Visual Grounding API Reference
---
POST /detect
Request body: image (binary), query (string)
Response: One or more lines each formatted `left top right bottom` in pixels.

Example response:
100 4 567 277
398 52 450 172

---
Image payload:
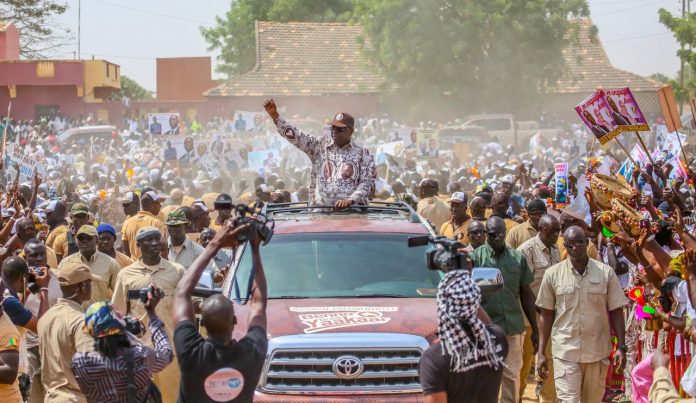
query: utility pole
78 0 81 59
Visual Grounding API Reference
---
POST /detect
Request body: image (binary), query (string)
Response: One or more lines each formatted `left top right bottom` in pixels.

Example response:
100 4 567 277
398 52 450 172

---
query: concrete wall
156 57 216 101
0 24 20 61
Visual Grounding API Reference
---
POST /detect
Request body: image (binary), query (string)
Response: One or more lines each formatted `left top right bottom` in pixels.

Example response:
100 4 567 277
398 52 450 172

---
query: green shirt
471 244 533 336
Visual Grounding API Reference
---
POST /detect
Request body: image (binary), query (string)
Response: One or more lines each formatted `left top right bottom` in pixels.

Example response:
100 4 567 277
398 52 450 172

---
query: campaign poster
5 144 45 183
162 135 197 163
617 145 648 182
232 111 264 132
662 132 687 160
147 112 180 135
604 87 650 132
574 90 621 145
554 163 569 205
666 154 688 183
247 149 281 171
416 129 439 157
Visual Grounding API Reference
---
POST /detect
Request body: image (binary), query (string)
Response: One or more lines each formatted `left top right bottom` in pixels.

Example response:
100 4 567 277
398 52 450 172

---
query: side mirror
472 267 504 296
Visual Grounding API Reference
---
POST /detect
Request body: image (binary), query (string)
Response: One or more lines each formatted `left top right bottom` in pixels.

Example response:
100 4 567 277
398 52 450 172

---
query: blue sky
51 0 684 92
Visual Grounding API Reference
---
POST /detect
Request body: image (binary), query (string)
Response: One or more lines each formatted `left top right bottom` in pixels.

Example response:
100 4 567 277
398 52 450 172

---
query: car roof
265 202 432 235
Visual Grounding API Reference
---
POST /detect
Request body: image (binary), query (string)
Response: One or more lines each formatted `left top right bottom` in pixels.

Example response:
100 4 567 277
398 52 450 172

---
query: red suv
222 202 442 402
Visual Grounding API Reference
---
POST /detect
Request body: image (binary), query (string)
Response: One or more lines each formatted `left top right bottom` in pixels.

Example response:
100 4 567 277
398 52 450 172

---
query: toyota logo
332 355 364 379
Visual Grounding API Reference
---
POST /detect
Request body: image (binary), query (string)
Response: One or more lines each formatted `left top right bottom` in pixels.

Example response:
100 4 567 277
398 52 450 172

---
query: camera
124 317 144 337
26 266 45 294
232 203 274 245
407 235 471 272
126 286 163 303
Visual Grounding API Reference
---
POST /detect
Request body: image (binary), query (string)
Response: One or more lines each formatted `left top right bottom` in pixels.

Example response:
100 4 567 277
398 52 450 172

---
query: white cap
118 191 136 204
449 192 466 204
38 199 58 213
143 190 165 203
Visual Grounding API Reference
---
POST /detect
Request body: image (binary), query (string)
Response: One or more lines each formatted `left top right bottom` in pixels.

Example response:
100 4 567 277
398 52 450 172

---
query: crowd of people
0 96 693 403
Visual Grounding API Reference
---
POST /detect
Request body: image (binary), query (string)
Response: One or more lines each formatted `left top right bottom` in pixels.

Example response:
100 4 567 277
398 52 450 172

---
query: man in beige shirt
517 214 561 403
38 262 97 403
52 203 93 262
121 191 167 259
506 198 547 249
96 223 134 269
417 179 450 232
536 226 627 403
59 225 121 309
112 226 184 403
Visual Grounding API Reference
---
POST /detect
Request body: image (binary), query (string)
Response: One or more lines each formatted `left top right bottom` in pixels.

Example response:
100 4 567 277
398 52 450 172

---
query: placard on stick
574 90 621 145
658 85 682 134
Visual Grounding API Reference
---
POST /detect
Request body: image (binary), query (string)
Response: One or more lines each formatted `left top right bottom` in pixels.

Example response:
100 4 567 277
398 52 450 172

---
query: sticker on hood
290 306 397 334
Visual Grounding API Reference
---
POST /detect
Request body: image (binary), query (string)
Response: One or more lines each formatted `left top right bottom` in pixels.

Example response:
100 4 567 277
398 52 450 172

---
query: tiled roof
206 19 660 97
205 21 382 97
554 19 661 94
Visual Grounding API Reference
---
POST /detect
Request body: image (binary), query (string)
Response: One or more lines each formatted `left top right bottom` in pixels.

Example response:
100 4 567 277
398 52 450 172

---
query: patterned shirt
71 315 173 403
274 117 375 205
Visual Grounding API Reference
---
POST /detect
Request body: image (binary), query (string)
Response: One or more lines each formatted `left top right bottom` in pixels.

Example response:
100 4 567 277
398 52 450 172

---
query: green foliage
650 73 671 84
118 75 153 101
0 0 69 58
659 8 696 105
354 0 590 118
201 0 354 76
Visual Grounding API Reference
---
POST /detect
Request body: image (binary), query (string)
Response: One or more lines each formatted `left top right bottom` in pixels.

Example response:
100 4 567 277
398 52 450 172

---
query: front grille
260 333 429 394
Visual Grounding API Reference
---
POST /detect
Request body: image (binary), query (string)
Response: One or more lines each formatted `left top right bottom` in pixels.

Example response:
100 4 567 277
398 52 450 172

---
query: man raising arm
173 221 268 403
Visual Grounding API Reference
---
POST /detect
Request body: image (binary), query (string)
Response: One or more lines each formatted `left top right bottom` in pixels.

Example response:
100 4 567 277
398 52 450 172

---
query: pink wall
0 24 20 61
0 61 84 86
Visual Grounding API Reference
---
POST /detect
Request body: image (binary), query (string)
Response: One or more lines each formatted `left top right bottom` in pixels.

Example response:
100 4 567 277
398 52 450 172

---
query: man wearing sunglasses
536 226 627 402
264 99 375 209
470 216 538 403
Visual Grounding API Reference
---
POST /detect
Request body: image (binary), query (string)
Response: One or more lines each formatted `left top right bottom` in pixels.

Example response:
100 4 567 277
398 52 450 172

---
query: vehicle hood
232 298 438 342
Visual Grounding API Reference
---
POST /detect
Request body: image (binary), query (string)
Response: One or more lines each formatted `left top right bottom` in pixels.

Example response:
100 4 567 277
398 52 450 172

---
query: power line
603 31 671 43
593 0 670 17
88 0 214 26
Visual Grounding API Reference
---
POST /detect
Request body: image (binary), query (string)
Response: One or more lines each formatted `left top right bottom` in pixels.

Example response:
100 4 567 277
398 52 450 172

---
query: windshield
231 233 441 299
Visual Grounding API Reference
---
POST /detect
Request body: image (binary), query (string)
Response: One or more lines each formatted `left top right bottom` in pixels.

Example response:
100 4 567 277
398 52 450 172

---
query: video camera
127 285 164 303
232 203 274 245
407 235 471 272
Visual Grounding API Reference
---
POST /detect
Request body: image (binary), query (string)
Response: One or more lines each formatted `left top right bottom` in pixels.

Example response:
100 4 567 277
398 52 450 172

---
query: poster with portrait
247 149 281 171
232 111 264 132
574 90 621 145
161 135 196 163
604 87 650 132
415 129 440 158
148 112 180 135
617 145 648 182
554 162 569 205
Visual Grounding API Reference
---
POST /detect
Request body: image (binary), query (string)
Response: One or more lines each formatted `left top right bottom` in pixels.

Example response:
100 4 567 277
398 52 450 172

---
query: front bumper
253 391 424 402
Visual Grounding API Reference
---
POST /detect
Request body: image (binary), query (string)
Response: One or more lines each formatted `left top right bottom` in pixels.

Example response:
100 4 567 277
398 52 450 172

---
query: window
231 233 441 300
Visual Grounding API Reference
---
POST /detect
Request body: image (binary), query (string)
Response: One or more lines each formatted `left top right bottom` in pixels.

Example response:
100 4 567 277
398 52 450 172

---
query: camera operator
111 226 184 403
172 220 267 403
71 287 173 402
419 265 508 403
0 255 51 400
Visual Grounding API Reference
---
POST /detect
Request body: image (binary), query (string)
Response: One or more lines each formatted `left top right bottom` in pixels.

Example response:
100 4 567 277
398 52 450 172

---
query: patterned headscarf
437 270 504 372
83 301 126 339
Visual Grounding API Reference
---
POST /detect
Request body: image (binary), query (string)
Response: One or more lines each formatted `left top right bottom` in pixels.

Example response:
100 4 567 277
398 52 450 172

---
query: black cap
214 193 233 209
330 113 354 129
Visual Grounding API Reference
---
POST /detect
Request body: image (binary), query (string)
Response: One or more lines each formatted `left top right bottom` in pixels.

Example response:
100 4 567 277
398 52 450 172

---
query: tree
354 0 590 118
659 8 696 107
201 0 354 76
0 0 69 59
115 75 153 102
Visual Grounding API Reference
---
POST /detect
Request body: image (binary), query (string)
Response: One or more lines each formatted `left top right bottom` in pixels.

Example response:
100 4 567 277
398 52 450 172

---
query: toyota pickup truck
221 202 441 402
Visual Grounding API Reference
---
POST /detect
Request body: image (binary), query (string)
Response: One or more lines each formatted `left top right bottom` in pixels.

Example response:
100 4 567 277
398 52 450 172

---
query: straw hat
590 174 635 210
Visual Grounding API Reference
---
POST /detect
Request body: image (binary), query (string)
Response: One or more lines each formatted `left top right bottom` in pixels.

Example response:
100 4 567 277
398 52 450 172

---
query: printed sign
6 144 44 183
290 306 397 334
574 90 621 145
247 149 281 171
232 111 264 132
617 145 648 182
416 129 439 157
204 368 244 402
554 163 569 205
162 135 197 163
604 87 650 132
147 112 180 135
